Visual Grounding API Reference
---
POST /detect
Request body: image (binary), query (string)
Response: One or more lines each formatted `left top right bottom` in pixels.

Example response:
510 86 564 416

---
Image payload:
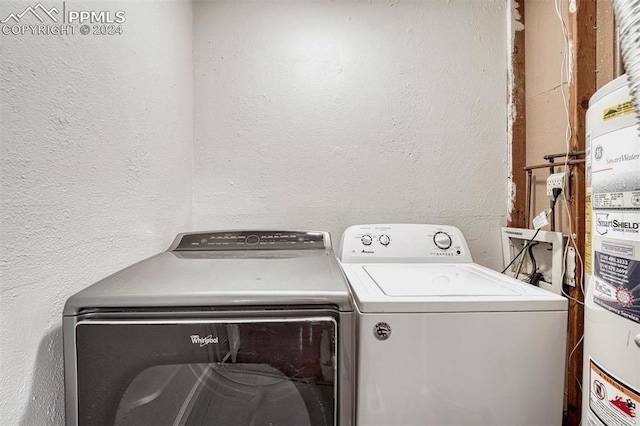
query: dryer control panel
339 224 472 263
171 230 329 251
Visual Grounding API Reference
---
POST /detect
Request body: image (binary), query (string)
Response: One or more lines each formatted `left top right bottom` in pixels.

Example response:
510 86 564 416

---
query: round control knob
361 234 373 246
379 234 391 246
433 232 452 250
245 235 260 245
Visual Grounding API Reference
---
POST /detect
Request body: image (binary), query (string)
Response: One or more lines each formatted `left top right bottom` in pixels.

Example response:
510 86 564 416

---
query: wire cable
553 0 586 306
502 228 541 274
527 242 539 276
554 2 585 414
502 189 562 274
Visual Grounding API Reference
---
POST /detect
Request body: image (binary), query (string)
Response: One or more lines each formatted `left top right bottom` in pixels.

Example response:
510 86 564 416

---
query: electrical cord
555 1 585 417
502 229 541 274
527 242 538 275
554 0 586 307
502 188 562 274
514 237 535 278
526 242 544 286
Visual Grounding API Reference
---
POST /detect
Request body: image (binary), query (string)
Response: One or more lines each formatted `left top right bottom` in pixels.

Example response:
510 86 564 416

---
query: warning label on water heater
603 101 635 121
588 359 640 426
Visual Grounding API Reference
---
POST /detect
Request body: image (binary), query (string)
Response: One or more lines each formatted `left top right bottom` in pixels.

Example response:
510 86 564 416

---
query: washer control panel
339 224 472 263
171 230 328 251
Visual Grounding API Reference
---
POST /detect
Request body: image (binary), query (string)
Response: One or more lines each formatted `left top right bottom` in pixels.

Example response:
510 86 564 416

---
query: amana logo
190 334 219 347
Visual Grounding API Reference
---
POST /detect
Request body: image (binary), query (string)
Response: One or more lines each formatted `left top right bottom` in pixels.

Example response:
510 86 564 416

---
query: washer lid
341 263 567 313
364 264 521 297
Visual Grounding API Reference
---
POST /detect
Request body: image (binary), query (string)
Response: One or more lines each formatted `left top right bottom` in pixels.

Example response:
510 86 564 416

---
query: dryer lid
363 264 522 297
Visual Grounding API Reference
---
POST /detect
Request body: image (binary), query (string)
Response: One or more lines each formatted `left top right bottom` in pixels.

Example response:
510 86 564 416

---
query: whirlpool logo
190 334 219 347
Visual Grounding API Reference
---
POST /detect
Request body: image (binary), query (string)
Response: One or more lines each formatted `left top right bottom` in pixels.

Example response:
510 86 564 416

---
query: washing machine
339 224 568 426
63 230 354 426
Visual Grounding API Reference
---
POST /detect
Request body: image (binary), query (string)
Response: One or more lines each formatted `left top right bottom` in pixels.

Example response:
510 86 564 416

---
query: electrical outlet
546 172 567 199
565 246 576 287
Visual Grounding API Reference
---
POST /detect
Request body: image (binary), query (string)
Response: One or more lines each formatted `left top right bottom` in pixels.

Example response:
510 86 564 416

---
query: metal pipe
542 151 586 161
523 159 586 172
525 170 533 226
521 156 585 229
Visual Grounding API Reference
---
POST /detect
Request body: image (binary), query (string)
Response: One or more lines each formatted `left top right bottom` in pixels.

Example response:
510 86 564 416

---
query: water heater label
602 101 635 121
588 359 639 426
586 191 593 276
591 126 640 210
594 211 640 242
593 251 640 325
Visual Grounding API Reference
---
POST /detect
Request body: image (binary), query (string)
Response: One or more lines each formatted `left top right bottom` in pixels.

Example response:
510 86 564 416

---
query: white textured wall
1 1 510 423
0 1 193 424
193 0 509 269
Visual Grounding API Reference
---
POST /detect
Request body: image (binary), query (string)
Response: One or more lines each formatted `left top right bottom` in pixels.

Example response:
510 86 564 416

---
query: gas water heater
583 75 640 426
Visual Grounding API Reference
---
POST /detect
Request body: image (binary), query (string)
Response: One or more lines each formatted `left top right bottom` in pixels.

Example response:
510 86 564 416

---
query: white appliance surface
364 264 520 296
341 262 567 313
582 76 640 425
356 310 567 426
339 224 569 426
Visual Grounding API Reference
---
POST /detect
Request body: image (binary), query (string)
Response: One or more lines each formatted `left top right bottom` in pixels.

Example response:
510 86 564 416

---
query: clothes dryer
64 230 354 426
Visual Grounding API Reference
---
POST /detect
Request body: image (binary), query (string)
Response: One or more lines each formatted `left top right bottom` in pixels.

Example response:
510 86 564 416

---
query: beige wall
525 0 570 231
596 0 619 90
525 0 616 233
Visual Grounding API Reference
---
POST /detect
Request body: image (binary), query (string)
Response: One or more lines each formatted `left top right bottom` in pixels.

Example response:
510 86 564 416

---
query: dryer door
70 315 337 426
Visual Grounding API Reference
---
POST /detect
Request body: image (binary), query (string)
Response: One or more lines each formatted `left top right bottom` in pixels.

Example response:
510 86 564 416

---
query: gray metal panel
63 309 355 426
64 250 353 315
63 316 78 426
168 229 332 251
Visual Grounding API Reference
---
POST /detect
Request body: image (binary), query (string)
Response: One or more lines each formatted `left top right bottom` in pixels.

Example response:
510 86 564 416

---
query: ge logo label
373 322 392 340
594 145 603 161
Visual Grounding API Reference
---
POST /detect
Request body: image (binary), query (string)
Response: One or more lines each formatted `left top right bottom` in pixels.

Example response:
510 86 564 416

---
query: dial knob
245 235 260 245
379 234 391 246
361 234 373 246
433 232 452 250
